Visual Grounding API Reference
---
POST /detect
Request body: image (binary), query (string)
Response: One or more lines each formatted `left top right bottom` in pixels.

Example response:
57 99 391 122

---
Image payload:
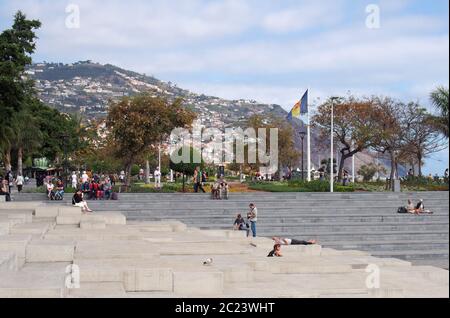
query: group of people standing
193 167 207 193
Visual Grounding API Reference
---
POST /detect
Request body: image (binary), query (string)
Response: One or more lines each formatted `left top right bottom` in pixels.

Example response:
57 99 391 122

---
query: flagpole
352 140 356 183
307 89 311 182
330 98 335 193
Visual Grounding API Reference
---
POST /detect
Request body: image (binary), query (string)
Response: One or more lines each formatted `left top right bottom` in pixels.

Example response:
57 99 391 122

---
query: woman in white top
46 182 55 199
16 174 24 193
81 171 89 184
71 172 78 189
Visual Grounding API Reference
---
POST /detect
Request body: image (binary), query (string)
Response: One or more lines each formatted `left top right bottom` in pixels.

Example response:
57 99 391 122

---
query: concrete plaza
0 198 448 298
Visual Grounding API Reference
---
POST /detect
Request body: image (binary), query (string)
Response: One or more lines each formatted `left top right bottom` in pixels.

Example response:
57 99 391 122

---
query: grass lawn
247 180 449 193
22 180 449 194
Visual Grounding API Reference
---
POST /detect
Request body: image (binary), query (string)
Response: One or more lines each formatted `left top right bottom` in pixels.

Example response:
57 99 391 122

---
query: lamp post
352 140 356 183
61 134 69 188
299 131 307 181
329 97 340 193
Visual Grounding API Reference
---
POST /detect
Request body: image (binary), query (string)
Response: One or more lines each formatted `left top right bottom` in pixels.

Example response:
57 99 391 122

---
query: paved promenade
15 191 448 268
0 200 448 298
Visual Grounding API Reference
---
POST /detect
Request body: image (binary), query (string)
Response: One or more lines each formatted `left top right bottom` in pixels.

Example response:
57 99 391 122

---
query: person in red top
90 181 99 200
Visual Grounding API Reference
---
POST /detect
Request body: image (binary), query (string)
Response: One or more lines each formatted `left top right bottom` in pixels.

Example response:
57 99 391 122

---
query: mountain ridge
26 60 288 127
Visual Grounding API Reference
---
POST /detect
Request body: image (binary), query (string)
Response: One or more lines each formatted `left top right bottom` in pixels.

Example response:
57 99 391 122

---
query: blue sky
1 0 449 174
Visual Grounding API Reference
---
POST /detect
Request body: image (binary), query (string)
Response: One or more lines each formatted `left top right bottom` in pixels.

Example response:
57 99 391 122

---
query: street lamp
60 134 69 188
299 131 307 181
329 97 340 193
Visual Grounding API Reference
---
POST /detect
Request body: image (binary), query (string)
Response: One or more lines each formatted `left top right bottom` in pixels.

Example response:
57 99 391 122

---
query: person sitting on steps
211 182 221 200
267 244 283 257
406 199 417 214
233 214 250 237
54 180 65 200
72 190 93 213
415 199 433 215
0 178 11 202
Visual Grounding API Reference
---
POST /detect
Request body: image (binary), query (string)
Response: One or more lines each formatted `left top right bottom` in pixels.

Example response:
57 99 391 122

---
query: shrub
131 164 141 176
358 164 382 182
247 180 355 193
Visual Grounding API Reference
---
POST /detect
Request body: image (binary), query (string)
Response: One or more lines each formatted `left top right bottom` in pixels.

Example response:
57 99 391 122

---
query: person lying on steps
272 237 317 246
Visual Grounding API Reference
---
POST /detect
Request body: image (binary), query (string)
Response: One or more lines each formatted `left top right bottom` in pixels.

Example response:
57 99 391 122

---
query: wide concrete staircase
9 191 450 269
0 201 448 298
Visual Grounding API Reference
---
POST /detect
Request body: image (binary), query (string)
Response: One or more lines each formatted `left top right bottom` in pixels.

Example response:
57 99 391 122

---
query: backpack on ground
111 192 119 200
397 206 408 214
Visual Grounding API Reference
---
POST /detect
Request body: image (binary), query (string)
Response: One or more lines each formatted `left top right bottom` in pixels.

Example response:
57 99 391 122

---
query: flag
287 90 308 120
300 90 308 115
287 101 301 120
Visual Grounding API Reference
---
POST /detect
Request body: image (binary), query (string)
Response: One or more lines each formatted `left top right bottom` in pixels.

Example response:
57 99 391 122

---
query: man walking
248 203 258 238
154 167 161 189
16 173 24 194
194 167 205 193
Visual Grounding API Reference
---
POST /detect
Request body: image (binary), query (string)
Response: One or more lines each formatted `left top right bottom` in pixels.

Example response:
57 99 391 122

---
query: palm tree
0 125 15 172
12 110 42 176
430 86 449 138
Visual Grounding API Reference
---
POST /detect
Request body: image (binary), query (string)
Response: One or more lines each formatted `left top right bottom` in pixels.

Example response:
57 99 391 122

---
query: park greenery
0 11 449 194
312 95 448 190
106 94 196 188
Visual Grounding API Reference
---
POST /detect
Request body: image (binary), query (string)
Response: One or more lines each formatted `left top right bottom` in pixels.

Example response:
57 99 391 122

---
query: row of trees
313 91 448 188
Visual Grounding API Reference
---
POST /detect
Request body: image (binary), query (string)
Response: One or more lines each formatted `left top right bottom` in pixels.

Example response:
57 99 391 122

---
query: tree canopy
0 11 41 129
313 96 379 180
430 86 449 138
106 94 196 186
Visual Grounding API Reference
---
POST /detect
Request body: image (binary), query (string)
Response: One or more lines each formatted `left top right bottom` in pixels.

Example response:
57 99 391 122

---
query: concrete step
323 240 449 252
371 250 449 268
0 251 17 271
67 282 127 298
9 222 53 239
129 220 449 233
26 240 75 263
123 214 450 223
248 230 449 242
0 235 32 266
0 271 66 298
100 202 449 208
411 259 450 269
116 207 449 214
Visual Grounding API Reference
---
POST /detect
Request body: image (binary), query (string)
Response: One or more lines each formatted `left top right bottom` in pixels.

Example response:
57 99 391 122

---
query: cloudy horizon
0 0 448 173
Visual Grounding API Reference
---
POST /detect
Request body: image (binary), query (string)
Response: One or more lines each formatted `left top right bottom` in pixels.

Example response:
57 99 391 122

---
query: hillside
26 61 287 127
26 61 387 175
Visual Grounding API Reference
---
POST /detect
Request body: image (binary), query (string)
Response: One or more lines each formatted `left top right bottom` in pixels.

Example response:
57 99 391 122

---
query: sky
1 0 449 174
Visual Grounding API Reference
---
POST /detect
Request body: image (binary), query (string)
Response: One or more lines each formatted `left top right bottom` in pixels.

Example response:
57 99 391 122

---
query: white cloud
2 0 448 108
262 0 344 33
377 0 412 13
3 0 257 50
